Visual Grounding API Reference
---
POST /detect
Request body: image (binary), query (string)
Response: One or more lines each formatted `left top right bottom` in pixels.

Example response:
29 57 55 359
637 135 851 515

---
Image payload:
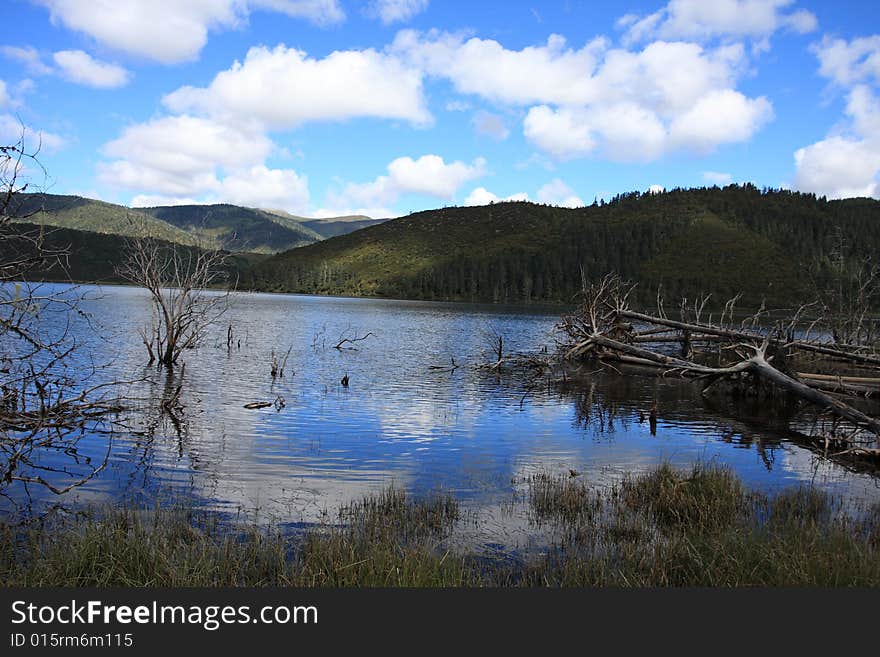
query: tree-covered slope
1 223 264 284
141 204 323 253
10 194 201 246
246 186 880 307
263 208 387 239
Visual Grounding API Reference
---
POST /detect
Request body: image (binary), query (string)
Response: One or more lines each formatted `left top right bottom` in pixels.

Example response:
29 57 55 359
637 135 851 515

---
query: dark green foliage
0 223 264 284
10 193 200 246
248 186 880 308
9 194 383 255
143 203 323 253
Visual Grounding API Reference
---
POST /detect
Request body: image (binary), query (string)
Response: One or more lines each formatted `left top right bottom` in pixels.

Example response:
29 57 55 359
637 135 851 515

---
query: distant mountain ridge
10 193 384 253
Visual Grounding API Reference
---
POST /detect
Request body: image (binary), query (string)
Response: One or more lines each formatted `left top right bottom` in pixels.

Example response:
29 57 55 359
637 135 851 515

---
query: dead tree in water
117 236 233 366
558 274 880 453
1 129 125 497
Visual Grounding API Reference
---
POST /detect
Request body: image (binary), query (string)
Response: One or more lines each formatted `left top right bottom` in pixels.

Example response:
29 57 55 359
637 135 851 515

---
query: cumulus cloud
811 35 880 87
647 184 665 194
464 187 529 205
97 115 312 210
537 179 583 207
163 44 430 129
35 0 344 64
391 30 607 106
326 154 486 214
619 0 817 45
394 30 770 161
793 36 880 199
1 46 130 88
669 89 773 152
794 135 880 199
52 50 129 88
213 164 309 210
472 110 509 140
368 0 429 25
523 106 596 159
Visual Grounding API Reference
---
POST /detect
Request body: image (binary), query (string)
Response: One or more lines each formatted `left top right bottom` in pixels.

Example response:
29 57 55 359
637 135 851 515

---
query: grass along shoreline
2 464 879 587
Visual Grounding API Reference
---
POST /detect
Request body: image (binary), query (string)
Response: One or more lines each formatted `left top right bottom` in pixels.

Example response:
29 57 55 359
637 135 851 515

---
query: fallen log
571 334 880 438
618 309 880 368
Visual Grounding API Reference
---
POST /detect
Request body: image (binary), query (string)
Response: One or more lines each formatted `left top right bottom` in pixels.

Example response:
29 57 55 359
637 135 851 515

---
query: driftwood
558 275 880 444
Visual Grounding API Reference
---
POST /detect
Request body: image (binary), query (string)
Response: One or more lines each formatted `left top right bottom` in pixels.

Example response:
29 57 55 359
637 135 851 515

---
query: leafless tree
117 233 234 366
1 128 124 500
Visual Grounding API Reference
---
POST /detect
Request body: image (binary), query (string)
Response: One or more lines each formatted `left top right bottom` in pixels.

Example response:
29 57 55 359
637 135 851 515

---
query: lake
3 283 879 550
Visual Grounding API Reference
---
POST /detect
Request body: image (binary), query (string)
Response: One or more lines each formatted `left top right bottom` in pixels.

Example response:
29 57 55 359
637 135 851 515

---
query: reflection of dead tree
1 128 125 498
558 274 880 456
117 235 233 366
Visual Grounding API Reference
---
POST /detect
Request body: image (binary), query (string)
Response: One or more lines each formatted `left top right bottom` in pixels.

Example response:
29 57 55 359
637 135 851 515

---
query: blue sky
2 0 879 218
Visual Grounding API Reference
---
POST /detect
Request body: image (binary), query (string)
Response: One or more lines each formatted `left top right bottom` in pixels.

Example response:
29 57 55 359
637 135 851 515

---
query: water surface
4 284 879 549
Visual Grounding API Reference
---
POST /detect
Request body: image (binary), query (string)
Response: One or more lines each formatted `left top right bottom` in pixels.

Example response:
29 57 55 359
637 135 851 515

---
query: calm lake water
4 283 880 549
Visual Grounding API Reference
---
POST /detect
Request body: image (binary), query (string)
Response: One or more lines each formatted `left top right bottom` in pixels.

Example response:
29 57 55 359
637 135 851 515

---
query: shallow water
3 283 879 548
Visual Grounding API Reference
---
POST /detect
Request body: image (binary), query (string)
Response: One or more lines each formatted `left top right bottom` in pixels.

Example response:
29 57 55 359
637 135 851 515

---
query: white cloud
129 164 310 212
811 35 880 87
35 0 344 64
523 106 596 159
327 154 487 212
793 36 880 199
214 164 309 210
1 45 53 75
647 184 665 194
0 80 8 108
703 170 733 185
537 179 583 207
163 44 430 129
395 30 769 161
391 30 607 106
52 50 129 88
388 154 486 197
464 187 529 206
794 136 880 199
669 89 773 152
99 115 272 196
369 0 428 25
619 0 817 45
472 110 509 140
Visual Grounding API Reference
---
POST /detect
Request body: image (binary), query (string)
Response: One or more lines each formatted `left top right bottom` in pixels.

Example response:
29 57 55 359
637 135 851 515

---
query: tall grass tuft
2 466 878 587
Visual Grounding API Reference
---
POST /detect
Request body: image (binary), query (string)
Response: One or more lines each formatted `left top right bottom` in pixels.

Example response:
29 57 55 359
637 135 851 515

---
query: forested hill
246 185 880 307
141 203 322 253
10 193 382 254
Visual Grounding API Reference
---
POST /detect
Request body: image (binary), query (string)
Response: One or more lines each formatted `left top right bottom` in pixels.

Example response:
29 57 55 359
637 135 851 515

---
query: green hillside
142 204 323 253
10 194 382 255
246 185 880 307
263 208 387 239
11 194 201 246
0 223 264 284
